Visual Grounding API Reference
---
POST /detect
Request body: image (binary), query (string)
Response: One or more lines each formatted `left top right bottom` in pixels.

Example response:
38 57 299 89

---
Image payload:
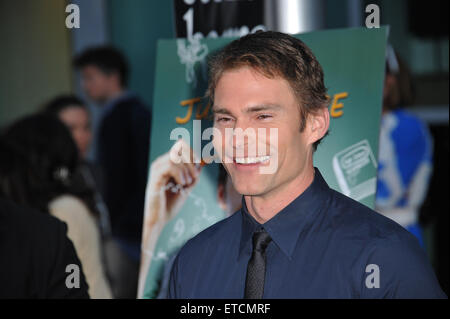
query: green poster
139 27 387 298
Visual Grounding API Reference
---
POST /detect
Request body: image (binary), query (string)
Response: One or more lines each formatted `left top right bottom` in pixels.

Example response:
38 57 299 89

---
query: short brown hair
74 46 129 88
207 31 329 150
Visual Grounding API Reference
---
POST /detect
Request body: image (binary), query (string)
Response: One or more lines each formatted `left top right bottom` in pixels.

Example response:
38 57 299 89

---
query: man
74 47 151 298
0 197 89 298
168 31 445 298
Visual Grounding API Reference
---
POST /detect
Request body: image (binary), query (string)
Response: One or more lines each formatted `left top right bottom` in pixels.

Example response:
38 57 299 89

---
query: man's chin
232 180 268 197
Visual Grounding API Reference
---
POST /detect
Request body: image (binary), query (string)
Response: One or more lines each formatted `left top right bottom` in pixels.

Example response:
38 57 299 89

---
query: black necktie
244 229 272 299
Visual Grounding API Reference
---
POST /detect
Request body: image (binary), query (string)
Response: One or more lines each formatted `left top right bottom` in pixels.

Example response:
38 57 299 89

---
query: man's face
80 65 113 103
213 67 313 198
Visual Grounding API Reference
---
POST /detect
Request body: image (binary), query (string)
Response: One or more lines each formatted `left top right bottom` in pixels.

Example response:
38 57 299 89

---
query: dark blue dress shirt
168 168 446 298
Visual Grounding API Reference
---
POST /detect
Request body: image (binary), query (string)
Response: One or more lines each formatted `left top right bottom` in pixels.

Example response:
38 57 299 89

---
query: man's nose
232 119 260 156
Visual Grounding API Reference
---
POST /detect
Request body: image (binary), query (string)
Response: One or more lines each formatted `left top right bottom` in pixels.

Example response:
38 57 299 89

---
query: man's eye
257 114 272 120
217 117 232 123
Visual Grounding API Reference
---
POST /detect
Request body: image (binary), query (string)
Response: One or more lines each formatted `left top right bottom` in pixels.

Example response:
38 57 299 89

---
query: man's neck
105 87 125 104
244 165 315 224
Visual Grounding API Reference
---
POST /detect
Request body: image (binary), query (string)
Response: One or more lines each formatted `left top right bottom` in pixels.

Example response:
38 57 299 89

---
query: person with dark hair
74 46 151 298
73 47 129 101
44 94 112 239
44 95 91 158
167 31 445 298
0 114 112 299
1 115 80 213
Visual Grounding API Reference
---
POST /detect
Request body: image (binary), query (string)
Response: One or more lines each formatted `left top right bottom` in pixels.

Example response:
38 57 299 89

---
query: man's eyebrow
212 106 233 115
212 104 282 115
245 104 282 113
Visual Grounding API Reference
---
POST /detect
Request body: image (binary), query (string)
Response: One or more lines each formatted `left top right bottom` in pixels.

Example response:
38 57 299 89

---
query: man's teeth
235 156 270 164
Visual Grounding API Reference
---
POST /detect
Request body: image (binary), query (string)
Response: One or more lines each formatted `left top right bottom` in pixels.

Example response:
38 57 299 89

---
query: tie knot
252 229 272 253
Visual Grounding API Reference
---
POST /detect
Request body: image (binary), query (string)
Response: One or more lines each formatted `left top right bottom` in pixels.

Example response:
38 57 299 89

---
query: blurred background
0 0 448 296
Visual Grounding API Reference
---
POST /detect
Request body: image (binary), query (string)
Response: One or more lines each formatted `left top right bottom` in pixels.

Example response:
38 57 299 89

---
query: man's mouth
234 155 270 165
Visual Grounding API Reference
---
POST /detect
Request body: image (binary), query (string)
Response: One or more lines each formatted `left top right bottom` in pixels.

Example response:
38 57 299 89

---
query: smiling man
168 31 445 298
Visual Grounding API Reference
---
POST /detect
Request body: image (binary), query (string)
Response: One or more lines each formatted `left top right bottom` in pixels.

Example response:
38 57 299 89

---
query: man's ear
307 107 330 146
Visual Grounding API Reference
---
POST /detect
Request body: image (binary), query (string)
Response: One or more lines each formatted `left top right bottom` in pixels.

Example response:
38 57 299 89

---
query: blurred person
0 142 89 299
375 47 433 247
74 47 151 298
44 95 92 158
0 114 112 299
44 95 111 238
0 195 89 299
167 31 445 298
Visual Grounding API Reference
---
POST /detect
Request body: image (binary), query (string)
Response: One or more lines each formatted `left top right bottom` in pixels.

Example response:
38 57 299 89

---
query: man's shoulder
327 189 429 277
327 188 413 243
325 191 446 298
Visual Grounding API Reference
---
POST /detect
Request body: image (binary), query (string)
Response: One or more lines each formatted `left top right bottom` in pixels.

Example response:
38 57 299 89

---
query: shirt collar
238 167 331 260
